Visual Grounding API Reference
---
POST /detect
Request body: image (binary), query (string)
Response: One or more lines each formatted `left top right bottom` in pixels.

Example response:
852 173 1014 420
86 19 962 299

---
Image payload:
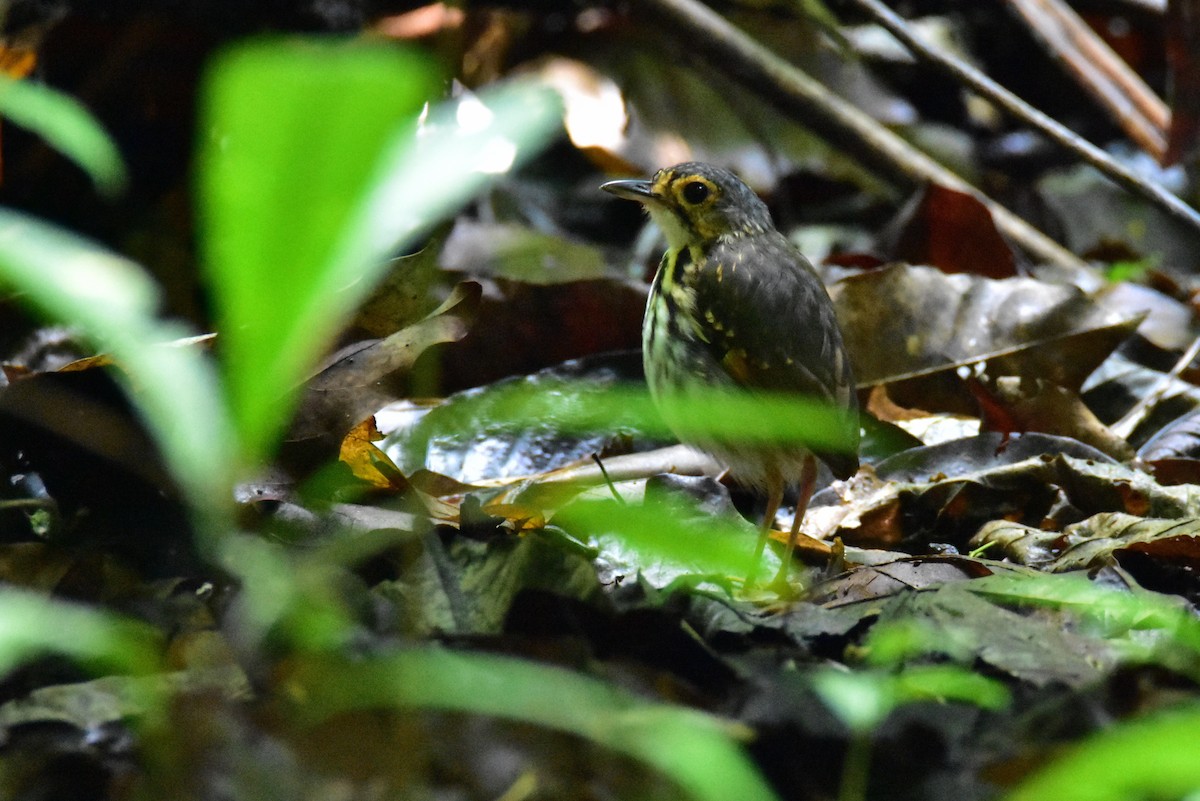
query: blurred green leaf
220 534 357 650
1104 257 1154 283
891 665 1009 709
558 495 759 580
290 647 780 801
198 38 563 465
812 669 893 733
421 380 858 452
0 75 127 196
969 572 1200 656
813 663 1008 735
1003 704 1200 801
198 39 441 464
0 209 236 523
0 589 160 676
860 619 963 667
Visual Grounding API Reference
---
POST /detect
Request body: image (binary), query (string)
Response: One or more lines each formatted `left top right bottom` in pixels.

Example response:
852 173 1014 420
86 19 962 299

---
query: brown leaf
978 513 1200 601
970 376 1134 461
1147 458 1200 486
833 436 1199 551
338 417 411 493
437 279 646 392
284 282 481 470
809 555 993 606
347 236 446 339
831 264 1143 414
887 184 1017 278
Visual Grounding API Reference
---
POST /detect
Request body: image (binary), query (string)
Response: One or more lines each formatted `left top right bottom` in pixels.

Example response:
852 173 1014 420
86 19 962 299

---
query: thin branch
635 0 1090 270
850 0 1200 235
1006 0 1167 155
1110 0 1165 11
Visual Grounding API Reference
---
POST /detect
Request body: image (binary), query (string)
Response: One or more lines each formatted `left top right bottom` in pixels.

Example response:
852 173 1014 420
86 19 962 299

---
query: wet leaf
1093 281 1196 352
830 435 1197 550
1138 406 1200 460
1085 350 1200 446
385 351 654 483
831 265 1143 414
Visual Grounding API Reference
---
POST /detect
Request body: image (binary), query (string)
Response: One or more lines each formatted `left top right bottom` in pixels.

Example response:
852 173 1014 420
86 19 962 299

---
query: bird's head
602 162 772 251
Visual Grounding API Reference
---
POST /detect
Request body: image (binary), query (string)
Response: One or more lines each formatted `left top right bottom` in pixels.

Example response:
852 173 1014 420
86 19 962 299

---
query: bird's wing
690 234 860 475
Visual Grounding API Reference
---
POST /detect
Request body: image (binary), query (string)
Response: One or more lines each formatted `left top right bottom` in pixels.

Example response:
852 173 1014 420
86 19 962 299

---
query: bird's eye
681 181 710 205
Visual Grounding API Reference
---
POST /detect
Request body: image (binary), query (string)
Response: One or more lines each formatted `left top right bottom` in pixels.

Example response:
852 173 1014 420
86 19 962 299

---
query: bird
601 162 859 588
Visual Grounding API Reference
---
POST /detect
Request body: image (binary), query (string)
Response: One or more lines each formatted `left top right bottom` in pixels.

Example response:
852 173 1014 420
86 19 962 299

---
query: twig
635 0 1090 271
850 0 1200 236
1006 0 1167 156
1111 331 1200 440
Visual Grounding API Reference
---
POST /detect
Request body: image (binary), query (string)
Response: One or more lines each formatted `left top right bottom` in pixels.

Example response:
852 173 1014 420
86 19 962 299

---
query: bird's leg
771 453 818 590
747 471 783 586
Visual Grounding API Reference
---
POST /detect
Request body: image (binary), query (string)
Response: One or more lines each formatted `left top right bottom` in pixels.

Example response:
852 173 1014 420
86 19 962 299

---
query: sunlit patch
474 136 518 174
373 2 466 38
532 57 627 152
455 93 495 133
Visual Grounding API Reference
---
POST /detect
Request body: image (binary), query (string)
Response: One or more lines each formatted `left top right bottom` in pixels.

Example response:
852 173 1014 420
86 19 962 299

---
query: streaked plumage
602 162 859 586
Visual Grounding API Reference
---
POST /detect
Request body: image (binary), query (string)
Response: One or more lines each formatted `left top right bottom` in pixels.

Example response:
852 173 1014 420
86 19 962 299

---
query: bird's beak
601 178 657 203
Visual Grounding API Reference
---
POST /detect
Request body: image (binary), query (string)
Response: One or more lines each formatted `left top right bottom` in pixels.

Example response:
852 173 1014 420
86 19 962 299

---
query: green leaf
1003 704 1200 801
558 495 761 580
0 588 160 675
813 664 1008 735
0 75 127 196
197 38 563 464
0 209 235 523
418 380 858 452
891 665 1009 710
812 669 894 733
290 647 780 801
969 572 1200 657
197 39 441 464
